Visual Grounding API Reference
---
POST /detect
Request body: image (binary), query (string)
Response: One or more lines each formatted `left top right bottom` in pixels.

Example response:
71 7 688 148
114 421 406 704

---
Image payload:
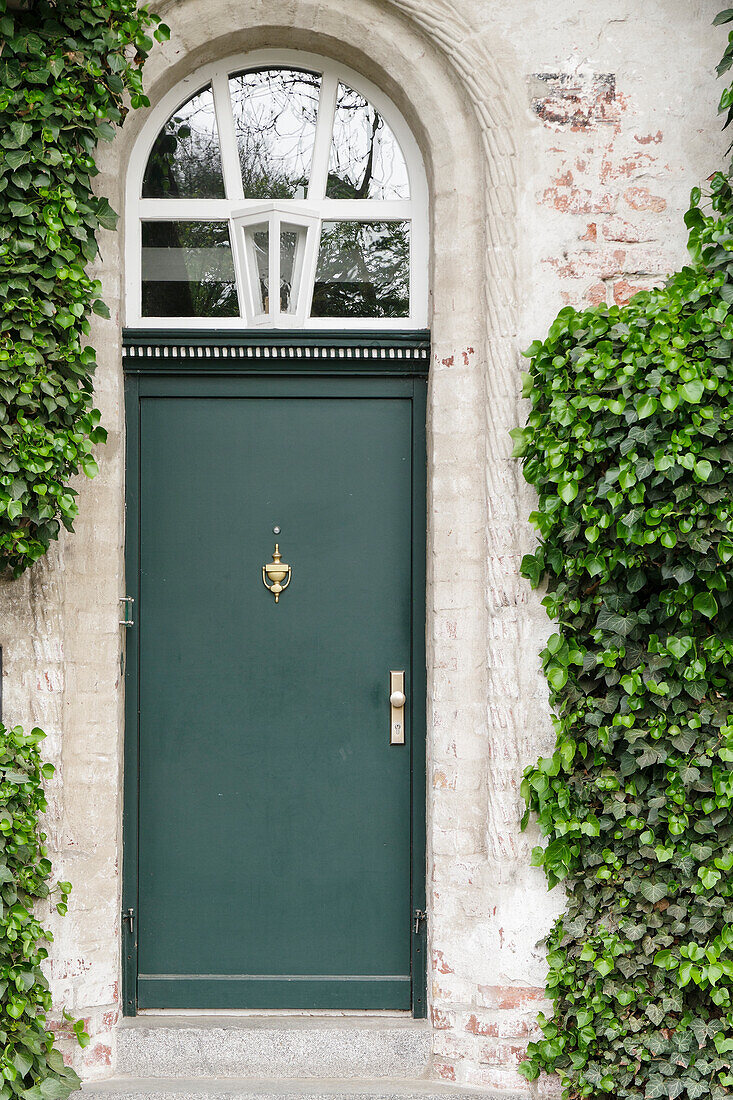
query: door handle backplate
390 670 406 745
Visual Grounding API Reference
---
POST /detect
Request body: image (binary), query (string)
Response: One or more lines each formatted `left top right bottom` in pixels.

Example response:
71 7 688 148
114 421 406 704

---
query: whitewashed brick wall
0 0 724 1090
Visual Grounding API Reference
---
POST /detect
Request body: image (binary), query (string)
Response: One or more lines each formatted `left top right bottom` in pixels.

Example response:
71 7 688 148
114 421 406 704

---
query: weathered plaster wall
0 0 726 1092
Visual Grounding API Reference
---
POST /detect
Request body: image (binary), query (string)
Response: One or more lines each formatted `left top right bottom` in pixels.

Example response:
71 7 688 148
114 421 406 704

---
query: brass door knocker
262 544 291 603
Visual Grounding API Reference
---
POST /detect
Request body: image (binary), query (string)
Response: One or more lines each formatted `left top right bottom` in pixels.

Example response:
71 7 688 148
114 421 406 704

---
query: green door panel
134 393 416 1010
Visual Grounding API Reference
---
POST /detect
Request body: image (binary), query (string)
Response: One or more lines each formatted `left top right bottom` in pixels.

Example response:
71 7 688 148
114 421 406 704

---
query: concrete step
81 1080 521 1100
116 1019 432 1080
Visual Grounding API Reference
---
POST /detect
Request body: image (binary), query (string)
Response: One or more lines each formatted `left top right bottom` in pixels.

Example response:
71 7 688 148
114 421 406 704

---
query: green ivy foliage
515 15 733 1100
0 0 168 576
0 723 85 1100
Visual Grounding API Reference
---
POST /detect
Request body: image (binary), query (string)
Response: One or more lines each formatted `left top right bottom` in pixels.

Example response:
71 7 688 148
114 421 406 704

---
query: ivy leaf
509 427 529 457
547 665 568 691
10 120 32 145
91 299 111 319
6 150 29 170
653 950 678 970
596 608 634 636
38 1080 73 1100
640 881 668 903
636 395 658 419
13 1051 32 1077
520 554 543 588
693 592 719 618
94 198 118 232
95 121 116 142
678 379 705 403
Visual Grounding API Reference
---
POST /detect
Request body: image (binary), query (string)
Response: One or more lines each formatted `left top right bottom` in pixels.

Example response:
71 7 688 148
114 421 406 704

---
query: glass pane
280 226 307 314
243 224 270 314
229 68 321 198
311 221 410 318
326 83 409 200
141 221 238 317
142 85 225 199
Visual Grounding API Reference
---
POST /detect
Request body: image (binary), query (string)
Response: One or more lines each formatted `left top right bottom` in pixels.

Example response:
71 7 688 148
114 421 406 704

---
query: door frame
121 329 429 1017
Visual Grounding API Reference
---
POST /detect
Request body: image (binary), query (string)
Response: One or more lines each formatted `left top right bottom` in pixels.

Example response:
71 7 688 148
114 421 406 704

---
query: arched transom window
127 52 429 329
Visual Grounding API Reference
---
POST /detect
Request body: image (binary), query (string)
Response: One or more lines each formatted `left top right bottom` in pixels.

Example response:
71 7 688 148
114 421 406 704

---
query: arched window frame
125 50 429 329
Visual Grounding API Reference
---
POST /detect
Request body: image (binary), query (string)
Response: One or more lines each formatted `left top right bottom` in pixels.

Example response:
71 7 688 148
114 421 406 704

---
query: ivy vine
0 0 168 576
0 724 85 1100
0 3 167 1097
515 10 733 1100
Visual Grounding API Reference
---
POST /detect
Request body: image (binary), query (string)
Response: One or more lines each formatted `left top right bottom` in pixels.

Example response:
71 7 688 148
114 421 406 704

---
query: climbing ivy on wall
0 723 84 1100
0 4 167 1097
515 11 733 1100
0 0 168 576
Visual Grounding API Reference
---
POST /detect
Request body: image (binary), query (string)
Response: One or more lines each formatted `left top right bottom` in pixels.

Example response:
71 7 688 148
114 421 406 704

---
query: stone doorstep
116 1019 432 1080
80 1080 525 1100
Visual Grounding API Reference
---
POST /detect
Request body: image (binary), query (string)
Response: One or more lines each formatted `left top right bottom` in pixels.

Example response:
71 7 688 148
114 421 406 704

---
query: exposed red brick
85 1043 112 1067
585 282 607 306
634 130 663 145
548 248 626 280
613 278 648 306
433 949 454 974
601 217 653 243
580 222 597 241
434 1062 457 1082
466 1013 499 1037
624 185 666 211
478 985 545 1009
478 1041 527 1066
431 1007 454 1030
600 152 654 183
539 186 616 215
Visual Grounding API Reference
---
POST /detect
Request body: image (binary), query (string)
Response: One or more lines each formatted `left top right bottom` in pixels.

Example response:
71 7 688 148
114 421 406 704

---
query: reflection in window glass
142 86 225 199
280 231 298 313
311 221 410 318
141 221 238 317
326 84 409 200
241 224 270 314
280 226 309 314
229 69 321 199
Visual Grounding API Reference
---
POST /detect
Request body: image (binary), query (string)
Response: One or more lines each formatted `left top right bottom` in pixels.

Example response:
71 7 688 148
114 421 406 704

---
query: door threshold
136 1009 413 1018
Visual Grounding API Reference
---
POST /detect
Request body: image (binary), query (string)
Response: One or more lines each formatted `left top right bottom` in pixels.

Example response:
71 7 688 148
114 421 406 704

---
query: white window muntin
126 50 429 329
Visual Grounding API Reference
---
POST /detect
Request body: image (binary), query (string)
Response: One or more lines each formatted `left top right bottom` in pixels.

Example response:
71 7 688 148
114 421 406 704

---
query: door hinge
122 907 135 934
119 596 135 627
413 908 427 934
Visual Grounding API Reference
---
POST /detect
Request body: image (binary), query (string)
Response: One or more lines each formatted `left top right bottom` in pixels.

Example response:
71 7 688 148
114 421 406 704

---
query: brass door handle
390 671 406 745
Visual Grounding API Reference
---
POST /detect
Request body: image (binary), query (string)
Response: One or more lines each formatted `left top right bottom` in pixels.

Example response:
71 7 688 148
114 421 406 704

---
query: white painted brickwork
0 0 725 1093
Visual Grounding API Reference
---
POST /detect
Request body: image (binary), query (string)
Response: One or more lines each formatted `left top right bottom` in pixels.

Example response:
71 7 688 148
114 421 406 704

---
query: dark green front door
124 363 426 1013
